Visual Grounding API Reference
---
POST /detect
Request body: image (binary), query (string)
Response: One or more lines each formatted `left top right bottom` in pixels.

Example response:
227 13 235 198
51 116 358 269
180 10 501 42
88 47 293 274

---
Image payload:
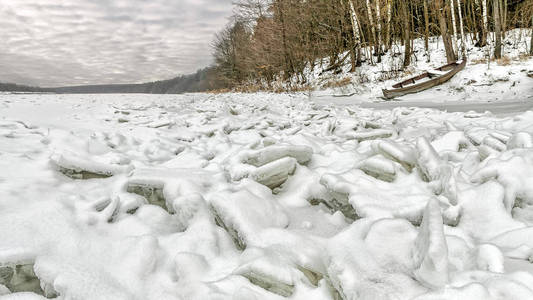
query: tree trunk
402 0 411 67
366 0 376 63
456 0 466 57
436 0 457 63
493 0 502 59
530 16 533 56
375 0 382 61
472 0 480 44
386 0 392 50
502 0 507 39
348 0 362 69
481 0 488 46
450 0 458 56
277 1 294 79
424 0 430 62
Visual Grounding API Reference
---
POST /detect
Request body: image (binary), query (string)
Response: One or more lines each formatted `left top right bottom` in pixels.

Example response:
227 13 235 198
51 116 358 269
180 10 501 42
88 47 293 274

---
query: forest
212 0 533 89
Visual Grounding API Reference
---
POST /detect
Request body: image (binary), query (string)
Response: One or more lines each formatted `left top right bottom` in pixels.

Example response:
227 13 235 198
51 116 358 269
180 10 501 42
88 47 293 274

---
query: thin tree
456 0 466 57
401 0 411 67
423 0 431 62
493 0 502 59
366 0 377 62
481 0 488 46
375 0 383 61
385 0 392 51
348 0 363 69
450 0 459 56
530 15 533 55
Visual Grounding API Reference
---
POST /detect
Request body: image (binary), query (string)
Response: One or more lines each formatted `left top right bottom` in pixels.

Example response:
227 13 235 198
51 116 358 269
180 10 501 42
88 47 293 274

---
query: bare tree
456 0 466 57
422 0 432 62
450 0 458 56
494 0 502 59
375 0 383 61
348 0 363 69
401 0 411 67
481 0 488 46
366 0 377 62
530 15 533 55
436 0 457 63
385 0 392 51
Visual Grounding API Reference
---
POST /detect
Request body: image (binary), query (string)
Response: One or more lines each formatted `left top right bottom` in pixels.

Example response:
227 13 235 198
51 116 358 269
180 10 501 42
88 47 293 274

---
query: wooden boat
382 59 467 99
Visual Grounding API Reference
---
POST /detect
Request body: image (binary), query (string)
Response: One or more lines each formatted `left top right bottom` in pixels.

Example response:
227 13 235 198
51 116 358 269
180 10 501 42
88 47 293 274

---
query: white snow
1 91 533 299
305 29 533 104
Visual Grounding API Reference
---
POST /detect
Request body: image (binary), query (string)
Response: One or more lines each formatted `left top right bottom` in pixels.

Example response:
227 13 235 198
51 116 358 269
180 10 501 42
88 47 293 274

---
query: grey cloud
0 0 234 86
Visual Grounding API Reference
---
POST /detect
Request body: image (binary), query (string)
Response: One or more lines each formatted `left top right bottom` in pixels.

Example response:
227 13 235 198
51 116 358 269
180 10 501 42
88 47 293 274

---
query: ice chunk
357 155 398 182
412 283 491 300
126 181 166 210
320 173 431 224
431 131 469 153
416 137 458 204
0 263 56 298
471 151 533 211
416 137 444 182
490 227 533 249
412 198 449 289
465 127 491 146
458 181 524 240
489 131 512 144
372 140 416 171
250 157 297 189
242 145 313 167
476 244 504 273
50 151 133 179
318 175 358 220
478 144 500 161
0 292 49 299
482 136 507 152
507 132 533 149
209 188 289 250
345 129 394 142
126 168 222 213
233 248 312 297
327 223 426 300
364 218 418 272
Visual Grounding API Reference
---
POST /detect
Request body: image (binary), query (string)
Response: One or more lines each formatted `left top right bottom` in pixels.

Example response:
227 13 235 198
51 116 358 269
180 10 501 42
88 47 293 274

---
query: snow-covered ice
1 92 533 299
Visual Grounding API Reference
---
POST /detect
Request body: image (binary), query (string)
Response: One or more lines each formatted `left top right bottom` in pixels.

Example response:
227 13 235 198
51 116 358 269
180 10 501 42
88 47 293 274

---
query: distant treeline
0 67 225 94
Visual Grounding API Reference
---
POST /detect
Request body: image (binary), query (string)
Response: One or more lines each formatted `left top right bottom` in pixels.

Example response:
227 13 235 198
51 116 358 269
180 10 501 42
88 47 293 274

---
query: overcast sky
0 0 234 87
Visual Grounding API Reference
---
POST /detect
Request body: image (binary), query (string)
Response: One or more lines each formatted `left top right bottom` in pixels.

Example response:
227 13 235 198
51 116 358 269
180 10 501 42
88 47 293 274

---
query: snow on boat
382 59 466 99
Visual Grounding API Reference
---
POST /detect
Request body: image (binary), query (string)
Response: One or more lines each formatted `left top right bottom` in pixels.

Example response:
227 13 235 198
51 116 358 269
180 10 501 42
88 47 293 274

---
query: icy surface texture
1 92 533 299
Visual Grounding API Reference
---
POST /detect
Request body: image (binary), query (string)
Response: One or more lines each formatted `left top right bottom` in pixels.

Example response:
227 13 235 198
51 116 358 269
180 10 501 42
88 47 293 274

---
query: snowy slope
307 29 533 102
1 93 533 299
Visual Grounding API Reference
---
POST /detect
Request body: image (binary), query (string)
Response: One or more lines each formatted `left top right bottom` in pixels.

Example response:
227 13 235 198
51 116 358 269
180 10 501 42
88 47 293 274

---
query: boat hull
382 59 467 99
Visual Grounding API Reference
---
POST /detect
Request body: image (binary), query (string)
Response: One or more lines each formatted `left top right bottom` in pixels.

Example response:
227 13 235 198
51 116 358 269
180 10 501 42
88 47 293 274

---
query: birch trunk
348 0 362 68
375 0 382 60
472 0 479 44
456 0 466 57
366 0 377 61
424 0 430 62
385 0 392 50
481 0 488 46
450 0 458 56
493 0 502 59
502 0 507 39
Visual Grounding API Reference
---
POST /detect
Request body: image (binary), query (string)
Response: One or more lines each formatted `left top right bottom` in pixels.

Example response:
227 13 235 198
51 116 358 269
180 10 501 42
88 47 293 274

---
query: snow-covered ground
307 29 533 102
2 92 533 299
